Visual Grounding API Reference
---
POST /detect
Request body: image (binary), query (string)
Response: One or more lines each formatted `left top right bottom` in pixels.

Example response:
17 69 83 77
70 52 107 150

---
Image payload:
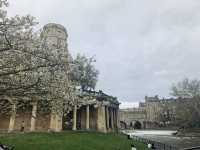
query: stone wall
0 111 51 131
0 115 10 130
36 113 50 131
14 112 31 131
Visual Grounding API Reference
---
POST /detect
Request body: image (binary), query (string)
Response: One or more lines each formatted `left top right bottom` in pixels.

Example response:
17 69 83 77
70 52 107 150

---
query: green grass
0 131 147 150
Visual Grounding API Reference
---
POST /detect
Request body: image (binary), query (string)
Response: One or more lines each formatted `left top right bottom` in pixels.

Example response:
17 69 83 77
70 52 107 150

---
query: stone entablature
78 90 120 108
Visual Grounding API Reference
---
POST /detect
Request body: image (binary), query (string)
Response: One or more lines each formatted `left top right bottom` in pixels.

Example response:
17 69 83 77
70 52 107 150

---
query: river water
124 130 200 149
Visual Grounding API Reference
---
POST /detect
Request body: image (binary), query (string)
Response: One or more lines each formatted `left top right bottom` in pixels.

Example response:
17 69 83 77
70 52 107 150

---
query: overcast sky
8 0 200 108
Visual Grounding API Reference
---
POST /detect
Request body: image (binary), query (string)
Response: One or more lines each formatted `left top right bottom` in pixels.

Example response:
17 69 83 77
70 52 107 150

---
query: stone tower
41 23 69 132
41 23 68 54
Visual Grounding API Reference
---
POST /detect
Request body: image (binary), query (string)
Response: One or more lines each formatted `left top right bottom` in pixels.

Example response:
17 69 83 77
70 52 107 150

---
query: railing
182 146 200 150
129 135 200 150
128 135 177 150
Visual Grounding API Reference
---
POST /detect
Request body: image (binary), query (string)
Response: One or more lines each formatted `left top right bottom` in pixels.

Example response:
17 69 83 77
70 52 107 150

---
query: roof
80 90 120 105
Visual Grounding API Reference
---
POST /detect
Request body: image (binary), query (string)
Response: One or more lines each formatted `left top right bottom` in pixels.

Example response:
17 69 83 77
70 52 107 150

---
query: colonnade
7 102 119 133
72 104 119 132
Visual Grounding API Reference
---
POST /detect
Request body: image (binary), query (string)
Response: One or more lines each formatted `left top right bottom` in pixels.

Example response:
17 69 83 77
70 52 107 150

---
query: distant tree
170 78 200 128
70 54 99 91
171 78 200 98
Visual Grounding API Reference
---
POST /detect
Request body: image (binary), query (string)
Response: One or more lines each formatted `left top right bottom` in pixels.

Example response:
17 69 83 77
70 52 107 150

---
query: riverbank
176 128 200 137
124 129 200 149
0 131 147 150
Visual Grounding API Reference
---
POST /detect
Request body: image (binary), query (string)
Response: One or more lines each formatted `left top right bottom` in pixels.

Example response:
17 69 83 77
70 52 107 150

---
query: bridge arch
120 121 127 129
133 120 142 129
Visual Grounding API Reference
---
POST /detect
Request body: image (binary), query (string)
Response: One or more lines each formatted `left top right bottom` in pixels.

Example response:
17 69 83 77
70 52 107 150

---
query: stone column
110 108 114 129
113 109 116 129
8 102 17 132
50 110 63 132
30 102 37 131
114 109 118 129
55 114 63 132
72 105 77 131
86 105 90 130
106 106 109 129
116 108 119 129
50 112 56 130
97 106 107 133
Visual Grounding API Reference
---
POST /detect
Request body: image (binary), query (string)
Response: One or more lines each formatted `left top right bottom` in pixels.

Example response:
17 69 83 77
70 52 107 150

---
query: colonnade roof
78 90 120 105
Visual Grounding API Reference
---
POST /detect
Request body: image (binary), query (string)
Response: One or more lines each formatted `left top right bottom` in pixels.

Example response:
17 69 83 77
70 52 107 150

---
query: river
124 130 200 149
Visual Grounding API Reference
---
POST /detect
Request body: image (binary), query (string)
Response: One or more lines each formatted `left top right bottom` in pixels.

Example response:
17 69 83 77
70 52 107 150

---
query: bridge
119 108 147 129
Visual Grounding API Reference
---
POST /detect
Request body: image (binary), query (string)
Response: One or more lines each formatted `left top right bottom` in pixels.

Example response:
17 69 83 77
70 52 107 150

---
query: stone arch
133 120 142 129
120 121 127 129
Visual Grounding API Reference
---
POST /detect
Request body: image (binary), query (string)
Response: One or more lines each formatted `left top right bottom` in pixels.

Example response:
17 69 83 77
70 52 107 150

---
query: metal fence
182 146 200 150
129 135 177 150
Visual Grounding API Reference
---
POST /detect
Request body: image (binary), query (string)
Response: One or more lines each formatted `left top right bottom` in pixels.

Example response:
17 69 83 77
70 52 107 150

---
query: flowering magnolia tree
0 0 71 115
0 0 99 116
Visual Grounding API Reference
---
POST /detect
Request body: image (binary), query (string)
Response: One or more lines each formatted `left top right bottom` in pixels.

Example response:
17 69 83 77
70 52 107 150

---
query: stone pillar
72 105 77 131
106 106 109 129
113 109 116 129
55 114 63 132
50 111 63 132
30 102 37 131
8 102 17 132
97 106 107 133
86 105 90 130
114 109 118 129
50 112 56 130
116 108 119 129
110 108 114 129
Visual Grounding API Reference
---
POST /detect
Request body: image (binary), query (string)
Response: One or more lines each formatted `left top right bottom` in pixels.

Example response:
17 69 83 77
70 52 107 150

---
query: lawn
0 131 147 150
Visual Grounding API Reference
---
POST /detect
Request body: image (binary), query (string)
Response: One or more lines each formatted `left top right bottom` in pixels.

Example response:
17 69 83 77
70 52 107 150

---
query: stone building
0 91 119 133
144 96 177 128
0 23 120 133
119 95 179 129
